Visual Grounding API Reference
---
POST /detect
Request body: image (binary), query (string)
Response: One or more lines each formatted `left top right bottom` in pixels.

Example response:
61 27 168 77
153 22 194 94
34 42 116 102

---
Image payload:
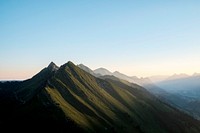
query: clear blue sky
1 0 200 79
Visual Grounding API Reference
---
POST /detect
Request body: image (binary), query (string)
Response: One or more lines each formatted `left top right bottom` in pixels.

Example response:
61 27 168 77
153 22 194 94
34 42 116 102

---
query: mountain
80 66 136 82
156 75 200 94
77 64 101 77
1 61 200 133
77 64 200 121
154 75 200 120
113 71 138 82
93 67 145 84
77 64 95 75
166 73 189 81
193 73 200 76
93 68 138 82
93 68 113 76
148 75 169 83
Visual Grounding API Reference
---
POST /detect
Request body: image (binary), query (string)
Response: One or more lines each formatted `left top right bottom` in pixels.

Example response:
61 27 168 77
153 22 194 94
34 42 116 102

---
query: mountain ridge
77 63 200 121
1 61 200 133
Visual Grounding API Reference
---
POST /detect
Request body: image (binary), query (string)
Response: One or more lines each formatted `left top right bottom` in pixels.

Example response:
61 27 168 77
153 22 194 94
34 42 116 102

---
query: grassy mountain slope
1 61 200 133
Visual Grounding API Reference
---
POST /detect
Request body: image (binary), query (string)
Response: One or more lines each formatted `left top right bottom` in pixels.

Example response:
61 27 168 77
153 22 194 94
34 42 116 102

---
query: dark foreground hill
0 61 200 133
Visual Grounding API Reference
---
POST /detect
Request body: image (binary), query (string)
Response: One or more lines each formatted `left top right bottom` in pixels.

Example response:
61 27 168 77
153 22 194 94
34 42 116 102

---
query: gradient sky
1 0 200 79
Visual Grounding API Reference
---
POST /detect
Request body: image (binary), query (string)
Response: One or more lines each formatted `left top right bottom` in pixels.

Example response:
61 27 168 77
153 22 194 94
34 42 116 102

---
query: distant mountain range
155 74 200 120
78 64 200 120
78 64 146 85
0 61 200 132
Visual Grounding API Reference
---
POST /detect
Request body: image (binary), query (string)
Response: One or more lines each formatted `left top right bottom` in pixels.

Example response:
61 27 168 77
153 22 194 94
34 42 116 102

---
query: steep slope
77 64 101 77
77 64 95 75
1 61 200 133
0 62 83 132
15 62 58 102
78 64 200 121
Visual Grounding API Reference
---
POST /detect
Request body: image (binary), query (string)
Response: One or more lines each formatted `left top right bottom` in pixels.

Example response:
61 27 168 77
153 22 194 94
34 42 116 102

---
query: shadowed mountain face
1 61 200 133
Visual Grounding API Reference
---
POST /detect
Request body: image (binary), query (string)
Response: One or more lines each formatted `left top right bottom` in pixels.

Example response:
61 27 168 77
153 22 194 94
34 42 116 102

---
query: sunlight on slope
45 86 94 131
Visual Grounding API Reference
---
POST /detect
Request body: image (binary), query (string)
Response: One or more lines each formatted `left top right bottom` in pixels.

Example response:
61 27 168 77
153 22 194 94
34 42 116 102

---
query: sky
1 0 200 79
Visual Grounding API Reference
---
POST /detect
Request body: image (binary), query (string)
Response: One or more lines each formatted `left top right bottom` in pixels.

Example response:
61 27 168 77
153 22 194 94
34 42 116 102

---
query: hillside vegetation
0 61 200 133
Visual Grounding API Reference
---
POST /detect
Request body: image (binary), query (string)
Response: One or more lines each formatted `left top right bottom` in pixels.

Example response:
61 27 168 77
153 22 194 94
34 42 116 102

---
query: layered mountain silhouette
155 75 200 120
78 64 141 84
78 64 200 120
1 61 200 133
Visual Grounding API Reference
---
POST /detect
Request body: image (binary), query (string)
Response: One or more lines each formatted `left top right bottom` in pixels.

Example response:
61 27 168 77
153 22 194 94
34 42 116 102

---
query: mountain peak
193 72 200 76
113 71 120 74
77 64 95 76
93 67 112 75
167 73 189 80
63 61 76 68
2 61 200 132
60 61 76 70
67 61 75 66
47 62 59 72
77 63 84 67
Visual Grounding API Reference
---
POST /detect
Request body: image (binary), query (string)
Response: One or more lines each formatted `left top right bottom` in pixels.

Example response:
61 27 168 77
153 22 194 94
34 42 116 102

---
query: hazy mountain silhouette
148 75 169 83
78 64 200 121
165 73 189 81
93 67 113 76
157 75 200 93
154 74 200 119
77 64 95 75
78 65 145 85
1 61 200 133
